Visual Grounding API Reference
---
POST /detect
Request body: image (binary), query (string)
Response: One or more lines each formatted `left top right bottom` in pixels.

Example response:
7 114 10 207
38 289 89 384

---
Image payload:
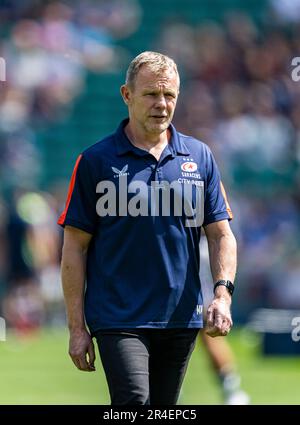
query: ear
120 84 131 105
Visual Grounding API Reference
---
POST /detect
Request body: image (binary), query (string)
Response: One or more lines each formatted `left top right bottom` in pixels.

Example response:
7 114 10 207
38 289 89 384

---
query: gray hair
125 51 180 89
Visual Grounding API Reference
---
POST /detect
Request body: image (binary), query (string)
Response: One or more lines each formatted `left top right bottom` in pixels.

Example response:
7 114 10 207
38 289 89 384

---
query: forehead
134 65 179 91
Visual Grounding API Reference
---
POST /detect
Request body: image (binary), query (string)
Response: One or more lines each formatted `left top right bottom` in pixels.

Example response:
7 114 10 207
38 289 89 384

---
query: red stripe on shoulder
57 154 83 225
220 181 233 220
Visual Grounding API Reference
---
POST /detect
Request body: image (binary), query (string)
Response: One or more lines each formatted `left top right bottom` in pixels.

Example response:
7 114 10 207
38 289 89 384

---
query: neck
124 121 170 151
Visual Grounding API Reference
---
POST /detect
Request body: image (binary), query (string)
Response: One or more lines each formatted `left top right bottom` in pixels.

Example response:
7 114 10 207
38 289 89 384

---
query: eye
165 93 176 99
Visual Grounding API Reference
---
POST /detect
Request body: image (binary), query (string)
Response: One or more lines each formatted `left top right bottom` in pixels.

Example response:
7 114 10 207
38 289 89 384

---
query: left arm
204 219 237 337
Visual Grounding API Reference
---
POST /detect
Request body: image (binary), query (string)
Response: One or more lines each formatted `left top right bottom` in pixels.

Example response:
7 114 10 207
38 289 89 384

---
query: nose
154 94 167 109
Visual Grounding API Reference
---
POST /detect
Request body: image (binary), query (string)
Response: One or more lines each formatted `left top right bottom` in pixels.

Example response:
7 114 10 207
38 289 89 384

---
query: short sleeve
58 154 98 234
203 149 233 226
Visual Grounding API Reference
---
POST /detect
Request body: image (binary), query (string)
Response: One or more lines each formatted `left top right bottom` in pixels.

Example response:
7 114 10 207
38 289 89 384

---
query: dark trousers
94 328 198 405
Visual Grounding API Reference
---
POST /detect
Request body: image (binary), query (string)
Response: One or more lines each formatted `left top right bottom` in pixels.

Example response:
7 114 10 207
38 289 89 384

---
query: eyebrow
142 88 177 95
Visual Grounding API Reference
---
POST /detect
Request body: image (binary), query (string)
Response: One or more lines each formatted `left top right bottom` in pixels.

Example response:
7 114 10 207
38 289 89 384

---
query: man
58 51 237 405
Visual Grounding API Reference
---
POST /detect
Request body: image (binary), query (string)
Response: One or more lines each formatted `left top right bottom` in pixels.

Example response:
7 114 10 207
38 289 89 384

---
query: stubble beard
145 117 171 135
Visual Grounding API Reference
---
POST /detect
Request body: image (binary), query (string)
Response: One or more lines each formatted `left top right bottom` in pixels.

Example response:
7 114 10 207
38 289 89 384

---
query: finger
221 319 229 334
206 307 214 328
206 331 219 338
87 342 96 370
223 315 233 332
77 354 92 371
70 351 91 371
70 356 81 370
205 326 219 337
71 354 86 371
214 312 223 330
69 350 81 369
221 320 233 336
221 325 229 335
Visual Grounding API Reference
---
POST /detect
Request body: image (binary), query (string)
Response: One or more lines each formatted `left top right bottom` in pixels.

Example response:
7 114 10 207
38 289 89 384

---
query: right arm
61 225 95 371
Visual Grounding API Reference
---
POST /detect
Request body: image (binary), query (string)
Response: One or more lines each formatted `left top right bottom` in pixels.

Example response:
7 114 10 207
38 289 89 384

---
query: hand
68 328 96 372
205 294 233 337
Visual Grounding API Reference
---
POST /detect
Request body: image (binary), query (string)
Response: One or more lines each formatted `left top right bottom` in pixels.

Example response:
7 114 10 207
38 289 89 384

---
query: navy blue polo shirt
58 119 232 332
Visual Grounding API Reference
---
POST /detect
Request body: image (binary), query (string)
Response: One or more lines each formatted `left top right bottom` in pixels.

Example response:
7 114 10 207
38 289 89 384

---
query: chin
147 122 169 133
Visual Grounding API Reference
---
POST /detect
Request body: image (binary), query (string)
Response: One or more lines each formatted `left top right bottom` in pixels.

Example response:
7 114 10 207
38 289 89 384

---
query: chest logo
112 164 129 178
181 162 198 172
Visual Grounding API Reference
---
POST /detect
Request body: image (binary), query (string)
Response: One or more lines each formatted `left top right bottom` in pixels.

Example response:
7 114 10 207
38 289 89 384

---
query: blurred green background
1 328 300 404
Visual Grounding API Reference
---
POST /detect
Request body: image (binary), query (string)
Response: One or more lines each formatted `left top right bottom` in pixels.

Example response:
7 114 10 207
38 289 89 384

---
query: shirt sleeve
203 148 233 226
57 153 98 234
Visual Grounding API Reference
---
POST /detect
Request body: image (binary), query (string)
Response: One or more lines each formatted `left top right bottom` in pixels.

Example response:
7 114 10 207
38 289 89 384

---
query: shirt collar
115 118 190 157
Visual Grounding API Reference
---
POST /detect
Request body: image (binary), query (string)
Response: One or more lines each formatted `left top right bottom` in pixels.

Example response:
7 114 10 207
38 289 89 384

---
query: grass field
0 327 299 405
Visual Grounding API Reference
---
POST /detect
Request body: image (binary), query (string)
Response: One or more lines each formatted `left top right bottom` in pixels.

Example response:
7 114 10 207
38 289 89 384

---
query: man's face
121 65 179 135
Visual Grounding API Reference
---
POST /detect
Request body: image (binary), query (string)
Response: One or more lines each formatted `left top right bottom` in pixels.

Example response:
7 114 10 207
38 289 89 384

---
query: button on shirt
58 119 233 332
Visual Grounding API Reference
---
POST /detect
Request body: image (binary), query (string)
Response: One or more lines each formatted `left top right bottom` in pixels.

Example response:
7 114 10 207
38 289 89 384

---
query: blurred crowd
0 0 141 333
0 0 140 191
1 0 300 333
0 190 63 333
